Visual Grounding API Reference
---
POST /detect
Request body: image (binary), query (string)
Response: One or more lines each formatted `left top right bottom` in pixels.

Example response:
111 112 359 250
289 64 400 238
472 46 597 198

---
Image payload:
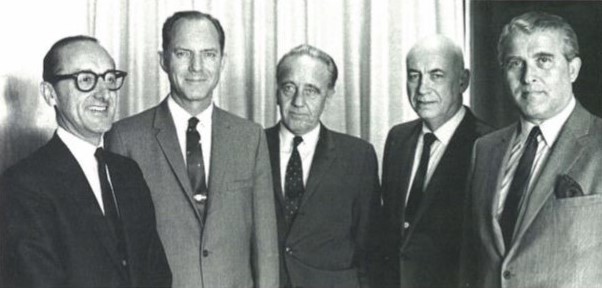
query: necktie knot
188 117 200 131
293 136 303 148
94 147 105 164
423 133 437 149
526 126 541 145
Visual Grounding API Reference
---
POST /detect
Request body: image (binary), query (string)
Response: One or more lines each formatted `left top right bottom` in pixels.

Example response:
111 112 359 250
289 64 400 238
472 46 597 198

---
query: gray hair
276 44 338 89
498 11 579 66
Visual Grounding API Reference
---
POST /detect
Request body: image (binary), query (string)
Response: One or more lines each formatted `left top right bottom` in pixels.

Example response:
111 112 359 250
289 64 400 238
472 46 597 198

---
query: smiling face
160 17 225 115
502 30 581 123
277 54 333 136
406 37 468 131
41 40 117 145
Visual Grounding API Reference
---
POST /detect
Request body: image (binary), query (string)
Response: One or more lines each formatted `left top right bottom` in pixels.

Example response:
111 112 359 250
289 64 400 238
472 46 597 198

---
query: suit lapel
265 126 284 209
485 126 515 256
405 112 476 241
391 123 422 224
300 125 336 210
48 136 128 279
510 104 591 252
205 107 234 215
153 100 194 197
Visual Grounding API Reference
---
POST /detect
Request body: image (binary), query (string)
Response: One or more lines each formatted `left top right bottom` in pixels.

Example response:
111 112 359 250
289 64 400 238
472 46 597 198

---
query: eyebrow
533 52 555 58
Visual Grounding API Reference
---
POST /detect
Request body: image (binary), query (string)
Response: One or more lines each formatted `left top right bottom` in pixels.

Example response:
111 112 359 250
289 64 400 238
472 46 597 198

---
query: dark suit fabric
106 99 278 288
0 135 171 288
460 102 602 288
266 124 381 288
380 110 491 288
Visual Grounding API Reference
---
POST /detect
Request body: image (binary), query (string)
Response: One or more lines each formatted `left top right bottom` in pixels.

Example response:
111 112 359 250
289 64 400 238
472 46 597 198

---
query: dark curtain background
470 0 602 129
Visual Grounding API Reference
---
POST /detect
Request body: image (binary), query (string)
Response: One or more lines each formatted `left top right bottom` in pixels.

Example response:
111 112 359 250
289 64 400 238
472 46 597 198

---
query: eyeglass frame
47 69 128 93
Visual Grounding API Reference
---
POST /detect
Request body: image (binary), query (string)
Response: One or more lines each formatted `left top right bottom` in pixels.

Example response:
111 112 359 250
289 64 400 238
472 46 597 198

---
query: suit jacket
460 102 602 288
106 99 279 288
0 134 171 288
265 124 380 288
380 109 491 288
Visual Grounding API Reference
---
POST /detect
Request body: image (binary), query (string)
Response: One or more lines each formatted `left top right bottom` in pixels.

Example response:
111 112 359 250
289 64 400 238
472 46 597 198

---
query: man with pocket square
459 11 602 288
106 11 278 288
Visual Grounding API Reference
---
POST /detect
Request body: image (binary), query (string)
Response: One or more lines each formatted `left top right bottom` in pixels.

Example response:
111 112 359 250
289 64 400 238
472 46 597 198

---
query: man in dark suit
106 11 278 288
380 35 491 288
265 44 380 288
460 12 602 288
0 36 171 288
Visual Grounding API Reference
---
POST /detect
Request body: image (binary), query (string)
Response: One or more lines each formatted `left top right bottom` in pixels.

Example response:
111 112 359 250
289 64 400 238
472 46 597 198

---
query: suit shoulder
475 124 514 148
328 129 375 152
219 109 263 130
112 106 158 131
385 119 421 144
472 117 495 137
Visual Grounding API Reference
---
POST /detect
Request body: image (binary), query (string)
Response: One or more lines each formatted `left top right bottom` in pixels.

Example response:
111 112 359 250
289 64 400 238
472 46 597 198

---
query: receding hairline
407 35 466 71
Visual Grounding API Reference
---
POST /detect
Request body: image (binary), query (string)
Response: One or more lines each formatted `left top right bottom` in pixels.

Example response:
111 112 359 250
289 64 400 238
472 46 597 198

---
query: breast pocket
225 178 253 192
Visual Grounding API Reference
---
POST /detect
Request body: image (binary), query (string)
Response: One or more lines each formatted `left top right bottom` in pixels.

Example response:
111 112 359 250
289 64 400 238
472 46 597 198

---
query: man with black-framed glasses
0 35 172 288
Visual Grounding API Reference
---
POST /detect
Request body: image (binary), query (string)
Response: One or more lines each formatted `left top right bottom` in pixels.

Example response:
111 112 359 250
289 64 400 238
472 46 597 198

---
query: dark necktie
284 136 304 222
187 117 208 200
500 126 541 248
405 133 437 224
94 148 128 263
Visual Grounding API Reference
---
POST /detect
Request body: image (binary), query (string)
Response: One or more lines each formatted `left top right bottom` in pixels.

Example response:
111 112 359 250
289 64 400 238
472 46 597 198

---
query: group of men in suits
2 8 602 288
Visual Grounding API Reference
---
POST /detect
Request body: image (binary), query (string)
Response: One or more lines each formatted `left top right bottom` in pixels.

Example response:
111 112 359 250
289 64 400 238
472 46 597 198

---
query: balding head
406 35 469 131
407 35 465 74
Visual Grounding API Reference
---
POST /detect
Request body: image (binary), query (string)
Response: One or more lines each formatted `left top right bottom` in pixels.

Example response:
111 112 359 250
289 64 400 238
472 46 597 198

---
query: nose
521 62 538 84
292 90 305 107
417 76 430 95
93 78 111 100
190 53 203 72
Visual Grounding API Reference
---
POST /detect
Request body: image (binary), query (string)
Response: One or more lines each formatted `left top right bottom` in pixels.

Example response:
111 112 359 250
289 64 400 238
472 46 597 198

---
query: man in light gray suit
106 11 279 288
460 11 602 288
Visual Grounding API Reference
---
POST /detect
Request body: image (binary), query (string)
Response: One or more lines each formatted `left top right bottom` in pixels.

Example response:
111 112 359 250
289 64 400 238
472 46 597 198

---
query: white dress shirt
279 123 321 194
168 95 213 183
496 97 576 217
405 106 466 204
57 127 109 214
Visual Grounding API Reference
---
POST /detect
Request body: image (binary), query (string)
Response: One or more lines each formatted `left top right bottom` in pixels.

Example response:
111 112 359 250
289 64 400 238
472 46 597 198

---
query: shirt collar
421 106 466 146
57 127 103 158
168 95 214 128
278 122 321 152
518 96 575 146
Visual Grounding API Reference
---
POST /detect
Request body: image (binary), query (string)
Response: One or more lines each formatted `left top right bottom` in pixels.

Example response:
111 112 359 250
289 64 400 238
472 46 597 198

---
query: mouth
88 105 109 113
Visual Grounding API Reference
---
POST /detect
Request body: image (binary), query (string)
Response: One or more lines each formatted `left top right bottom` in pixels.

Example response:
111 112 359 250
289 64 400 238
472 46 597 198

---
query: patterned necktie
187 117 207 201
500 126 541 248
405 133 437 224
94 148 127 262
284 136 304 222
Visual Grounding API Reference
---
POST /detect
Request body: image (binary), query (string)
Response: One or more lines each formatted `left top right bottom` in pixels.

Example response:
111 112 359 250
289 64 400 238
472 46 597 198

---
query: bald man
380 35 491 288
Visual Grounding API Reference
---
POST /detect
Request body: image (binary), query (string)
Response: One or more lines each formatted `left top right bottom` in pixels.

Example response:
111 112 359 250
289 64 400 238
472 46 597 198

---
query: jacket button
503 270 511 279
285 246 293 255
202 250 209 257
121 259 127 266
403 222 410 229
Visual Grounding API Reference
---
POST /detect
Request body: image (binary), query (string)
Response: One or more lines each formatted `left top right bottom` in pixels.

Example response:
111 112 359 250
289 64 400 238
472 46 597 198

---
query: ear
325 87 335 104
568 56 582 83
40 81 57 107
459 69 470 93
159 51 168 73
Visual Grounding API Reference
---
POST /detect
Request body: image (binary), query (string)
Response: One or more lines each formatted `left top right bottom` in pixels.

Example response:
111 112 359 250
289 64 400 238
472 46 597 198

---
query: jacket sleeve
0 170 67 288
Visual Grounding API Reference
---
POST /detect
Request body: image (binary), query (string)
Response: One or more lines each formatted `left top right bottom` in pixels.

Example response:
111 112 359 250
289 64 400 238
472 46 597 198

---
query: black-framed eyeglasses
48 70 128 92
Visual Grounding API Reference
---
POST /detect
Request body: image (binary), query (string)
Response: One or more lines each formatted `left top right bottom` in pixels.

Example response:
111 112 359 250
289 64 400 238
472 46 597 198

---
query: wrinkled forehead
279 55 331 83
54 41 115 74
